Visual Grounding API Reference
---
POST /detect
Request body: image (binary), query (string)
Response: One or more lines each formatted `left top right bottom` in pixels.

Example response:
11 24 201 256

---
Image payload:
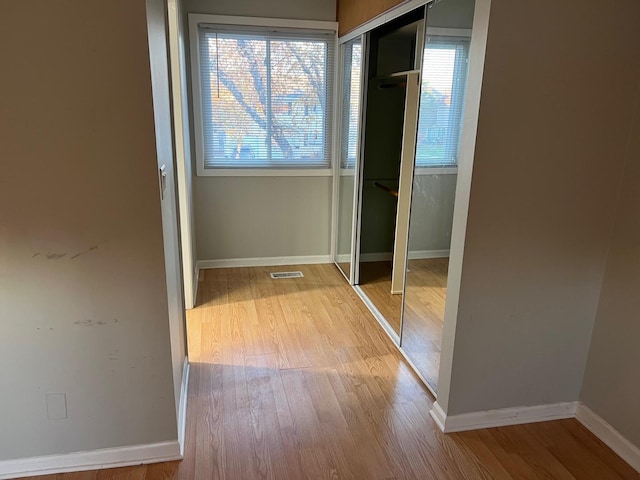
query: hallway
176 264 638 479
23 264 640 479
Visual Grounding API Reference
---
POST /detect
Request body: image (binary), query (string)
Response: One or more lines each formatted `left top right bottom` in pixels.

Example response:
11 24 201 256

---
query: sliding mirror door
400 0 475 393
356 9 426 339
335 37 364 281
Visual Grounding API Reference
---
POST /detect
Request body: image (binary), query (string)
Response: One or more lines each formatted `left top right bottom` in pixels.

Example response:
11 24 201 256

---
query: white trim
353 286 400 345
414 167 458 175
351 33 369 286
430 401 579 433
576 404 640 473
408 249 450 259
189 14 337 177
391 71 421 296
430 402 448 431
0 442 181 480
168 0 196 312
197 255 332 269
177 358 190 456
435 0 492 417
189 14 205 178
429 401 640 473
188 13 337 32
330 36 344 263
197 168 333 177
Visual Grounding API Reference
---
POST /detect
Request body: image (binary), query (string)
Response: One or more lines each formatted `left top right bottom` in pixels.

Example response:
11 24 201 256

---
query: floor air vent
270 271 304 279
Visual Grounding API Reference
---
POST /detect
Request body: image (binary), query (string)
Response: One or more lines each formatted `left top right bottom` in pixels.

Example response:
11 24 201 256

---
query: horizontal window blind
198 25 335 169
340 39 362 169
416 36 470 167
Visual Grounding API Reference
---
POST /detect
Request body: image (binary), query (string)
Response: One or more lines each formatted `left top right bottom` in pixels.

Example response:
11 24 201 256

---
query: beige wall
194 176 332 259
581 81 640 447
184 0 336 21
427 0 474 29
0 0 178 460
408 174 457 253
183 0 337 262
440 0 640 415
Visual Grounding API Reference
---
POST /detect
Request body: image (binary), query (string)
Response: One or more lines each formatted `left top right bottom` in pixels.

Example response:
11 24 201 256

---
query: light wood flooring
358 261 403 334
357 258 447 392
23 264 640 479
402 257 449 392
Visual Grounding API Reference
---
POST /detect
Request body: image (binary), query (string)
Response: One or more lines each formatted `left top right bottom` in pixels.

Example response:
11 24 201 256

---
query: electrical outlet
46 393 68 420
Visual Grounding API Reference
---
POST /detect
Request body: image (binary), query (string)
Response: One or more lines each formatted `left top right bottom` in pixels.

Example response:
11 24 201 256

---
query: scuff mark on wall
73 319 106 327
72 318 119 327
32 245 101 261
70 244 100 260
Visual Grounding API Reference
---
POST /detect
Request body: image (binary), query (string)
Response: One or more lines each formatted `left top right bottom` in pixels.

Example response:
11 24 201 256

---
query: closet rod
374 181 399 197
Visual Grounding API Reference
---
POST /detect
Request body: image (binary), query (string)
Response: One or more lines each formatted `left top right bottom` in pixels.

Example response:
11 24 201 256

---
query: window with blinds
340 39 362 169
416 36 470 167
196 25 335 170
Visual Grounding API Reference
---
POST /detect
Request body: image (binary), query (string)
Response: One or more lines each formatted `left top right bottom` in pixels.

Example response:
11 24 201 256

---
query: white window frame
189 14 338 177
414 27 471 176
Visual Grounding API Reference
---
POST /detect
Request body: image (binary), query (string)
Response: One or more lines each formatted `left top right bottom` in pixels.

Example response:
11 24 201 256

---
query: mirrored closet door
335 37 364 282
355 8 426 339
334 0 476 396
400 0 475 393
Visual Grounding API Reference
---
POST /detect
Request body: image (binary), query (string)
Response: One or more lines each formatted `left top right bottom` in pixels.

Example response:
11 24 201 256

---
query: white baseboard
576 403 640 473
431 400 640 473
178 358 190 456
335 253 351 263
197 255 332 270
0 441 181 479
430 402 448 432
430 400 578 433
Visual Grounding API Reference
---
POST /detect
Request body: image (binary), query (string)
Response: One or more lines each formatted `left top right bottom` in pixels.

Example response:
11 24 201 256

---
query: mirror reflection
400 0 475 392
335 38 363 280
357 11 425 336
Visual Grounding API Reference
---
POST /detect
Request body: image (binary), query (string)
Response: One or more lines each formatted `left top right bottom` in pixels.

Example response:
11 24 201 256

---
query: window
416 35 470 167
193 21 335 173
340 39 362 169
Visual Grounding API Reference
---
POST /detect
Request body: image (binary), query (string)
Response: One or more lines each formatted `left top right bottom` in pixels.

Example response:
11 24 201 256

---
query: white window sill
197 168 333 177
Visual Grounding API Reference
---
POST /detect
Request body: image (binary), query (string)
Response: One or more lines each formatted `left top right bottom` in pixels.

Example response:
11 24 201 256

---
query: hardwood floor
402 257 449 392
357 258 447 392
358 261 403 334
23 264 640 479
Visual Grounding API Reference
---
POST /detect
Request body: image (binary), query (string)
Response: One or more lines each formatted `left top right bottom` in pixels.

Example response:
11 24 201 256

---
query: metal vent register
270 271 304 279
